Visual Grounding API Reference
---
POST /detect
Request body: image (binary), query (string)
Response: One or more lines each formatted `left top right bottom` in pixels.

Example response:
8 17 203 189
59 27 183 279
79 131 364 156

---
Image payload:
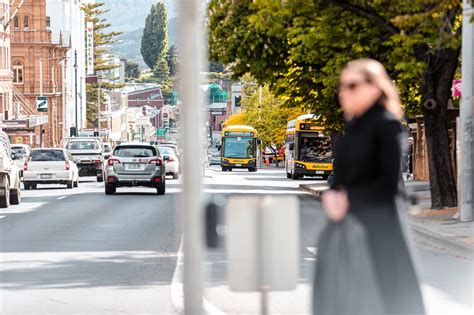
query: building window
46 16 50 28
12 60 24 84
24 16 29 29
13 16 19 28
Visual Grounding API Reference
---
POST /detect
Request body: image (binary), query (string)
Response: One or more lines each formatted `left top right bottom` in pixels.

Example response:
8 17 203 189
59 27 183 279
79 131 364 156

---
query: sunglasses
339 80 370 92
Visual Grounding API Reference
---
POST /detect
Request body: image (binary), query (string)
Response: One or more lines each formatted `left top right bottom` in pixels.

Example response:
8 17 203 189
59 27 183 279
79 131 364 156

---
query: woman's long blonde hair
343 59 403 120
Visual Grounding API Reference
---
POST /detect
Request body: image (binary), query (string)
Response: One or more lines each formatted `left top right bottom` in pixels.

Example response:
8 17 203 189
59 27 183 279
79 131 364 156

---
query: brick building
10 0 69 147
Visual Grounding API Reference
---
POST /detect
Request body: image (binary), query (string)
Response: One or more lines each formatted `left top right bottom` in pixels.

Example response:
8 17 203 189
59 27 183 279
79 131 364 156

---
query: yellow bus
285 114 333 179
221 125 258 172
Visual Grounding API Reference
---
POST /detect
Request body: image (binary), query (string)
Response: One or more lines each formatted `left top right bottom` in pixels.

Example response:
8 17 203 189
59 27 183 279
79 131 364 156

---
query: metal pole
460 0 473 221
98 83 101 137
74 50 78 129
179 0 204 314
39 58 43 96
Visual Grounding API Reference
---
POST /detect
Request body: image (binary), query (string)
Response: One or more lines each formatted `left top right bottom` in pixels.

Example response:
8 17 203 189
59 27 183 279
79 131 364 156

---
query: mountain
102 0 178 68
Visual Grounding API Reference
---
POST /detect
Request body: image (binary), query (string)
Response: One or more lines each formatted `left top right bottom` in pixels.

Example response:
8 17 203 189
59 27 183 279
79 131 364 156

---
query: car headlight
295 163 306 169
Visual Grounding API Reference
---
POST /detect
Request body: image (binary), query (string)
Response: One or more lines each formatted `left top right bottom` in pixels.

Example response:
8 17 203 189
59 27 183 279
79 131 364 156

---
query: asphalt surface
0 168 472 314
0 178 181 314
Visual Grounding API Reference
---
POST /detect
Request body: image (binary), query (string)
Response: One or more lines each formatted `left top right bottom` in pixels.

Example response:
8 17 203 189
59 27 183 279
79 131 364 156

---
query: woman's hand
322 189 349 222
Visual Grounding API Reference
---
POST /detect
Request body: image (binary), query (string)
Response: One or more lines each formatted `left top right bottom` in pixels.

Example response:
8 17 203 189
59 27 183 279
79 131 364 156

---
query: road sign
86 22 94 75
37 96 48 112
156 128 167 136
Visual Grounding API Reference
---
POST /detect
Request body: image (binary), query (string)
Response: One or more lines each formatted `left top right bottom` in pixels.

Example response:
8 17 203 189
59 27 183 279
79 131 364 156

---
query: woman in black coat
314 59 425 315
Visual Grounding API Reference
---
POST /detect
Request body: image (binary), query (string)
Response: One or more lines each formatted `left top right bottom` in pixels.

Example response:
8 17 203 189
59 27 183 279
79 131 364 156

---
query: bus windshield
223 137 255 158
298 135 332 162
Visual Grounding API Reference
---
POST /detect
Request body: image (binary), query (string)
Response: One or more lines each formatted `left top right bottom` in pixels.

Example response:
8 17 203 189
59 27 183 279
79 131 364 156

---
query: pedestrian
313 58 425 315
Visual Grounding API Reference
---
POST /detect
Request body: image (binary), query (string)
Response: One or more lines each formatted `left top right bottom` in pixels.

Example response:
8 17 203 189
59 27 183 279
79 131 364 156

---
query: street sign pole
460 0 473 221
179 0 204 314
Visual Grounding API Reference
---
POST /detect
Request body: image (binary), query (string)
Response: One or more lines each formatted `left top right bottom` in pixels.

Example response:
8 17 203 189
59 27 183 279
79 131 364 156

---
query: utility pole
460 0 473 221
179 0 204 314
74 50 78 130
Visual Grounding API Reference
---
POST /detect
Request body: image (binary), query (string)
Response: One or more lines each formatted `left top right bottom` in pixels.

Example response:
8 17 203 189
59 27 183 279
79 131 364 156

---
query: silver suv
104 143 165 195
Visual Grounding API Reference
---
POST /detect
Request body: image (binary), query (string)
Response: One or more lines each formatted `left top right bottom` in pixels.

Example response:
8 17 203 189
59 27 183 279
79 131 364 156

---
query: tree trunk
419 47 460 209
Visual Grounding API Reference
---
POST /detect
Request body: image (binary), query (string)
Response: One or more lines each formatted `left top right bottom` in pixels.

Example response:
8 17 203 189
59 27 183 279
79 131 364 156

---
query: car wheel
74 180 79 188
24 183 31 190
97 173 104 182
172 172 179 180
67 181 73 189
157 183 166 195
286 172 292 179
10 181 21 205
0 178 10 208
248 167 257 172
105 184 116 195
31 184 37 190
292 173 302 180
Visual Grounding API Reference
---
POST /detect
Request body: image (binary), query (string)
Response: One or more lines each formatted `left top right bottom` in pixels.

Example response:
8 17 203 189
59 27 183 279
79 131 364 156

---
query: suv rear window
30 150 65 161
67 140 99 150
12 147 27 155
114 146 157 158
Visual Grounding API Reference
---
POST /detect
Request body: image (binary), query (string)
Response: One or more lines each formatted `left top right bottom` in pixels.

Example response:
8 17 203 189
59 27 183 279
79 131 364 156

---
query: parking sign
37 96 48 112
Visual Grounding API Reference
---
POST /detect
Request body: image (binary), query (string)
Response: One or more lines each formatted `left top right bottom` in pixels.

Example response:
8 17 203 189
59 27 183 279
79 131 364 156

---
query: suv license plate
127 164 142 170
41 174 52 179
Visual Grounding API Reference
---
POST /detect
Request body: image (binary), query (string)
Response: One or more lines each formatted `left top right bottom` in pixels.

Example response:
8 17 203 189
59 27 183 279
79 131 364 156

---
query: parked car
104 143 166 195
208 152 221 166
0 131 22 208
62 137 104 182
103 143 112 160
23 148 79 190
11 144 31 178
157 146 180 179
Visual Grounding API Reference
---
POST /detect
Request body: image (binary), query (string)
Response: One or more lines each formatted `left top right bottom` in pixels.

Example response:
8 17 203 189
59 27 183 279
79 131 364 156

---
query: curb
411 223 473 259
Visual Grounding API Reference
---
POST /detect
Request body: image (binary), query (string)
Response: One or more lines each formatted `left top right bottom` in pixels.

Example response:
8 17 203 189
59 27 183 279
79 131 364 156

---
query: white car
11 144 31 177
157 146 180 179
23 148 79 190
0 131 22 208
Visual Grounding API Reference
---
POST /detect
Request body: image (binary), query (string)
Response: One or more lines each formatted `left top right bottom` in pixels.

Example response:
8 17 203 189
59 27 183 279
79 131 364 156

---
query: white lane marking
170 238 226 315
0 215 5 219
57 196 68 200
306 247 317 256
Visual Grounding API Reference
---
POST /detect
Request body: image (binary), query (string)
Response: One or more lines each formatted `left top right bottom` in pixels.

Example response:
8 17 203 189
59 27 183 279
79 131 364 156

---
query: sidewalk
299 180 474 259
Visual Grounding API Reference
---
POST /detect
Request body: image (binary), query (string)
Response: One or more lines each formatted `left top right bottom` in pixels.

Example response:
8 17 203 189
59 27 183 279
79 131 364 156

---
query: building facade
0 0 12 121
46 0 87 135
10 0 69 147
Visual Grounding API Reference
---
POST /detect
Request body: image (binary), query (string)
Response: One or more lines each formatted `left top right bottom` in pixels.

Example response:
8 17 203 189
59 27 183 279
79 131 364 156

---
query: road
0 168 472 314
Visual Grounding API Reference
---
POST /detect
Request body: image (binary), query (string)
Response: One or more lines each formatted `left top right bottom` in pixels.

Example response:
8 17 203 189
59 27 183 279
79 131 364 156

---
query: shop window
24 16 29 29
13 16 19 29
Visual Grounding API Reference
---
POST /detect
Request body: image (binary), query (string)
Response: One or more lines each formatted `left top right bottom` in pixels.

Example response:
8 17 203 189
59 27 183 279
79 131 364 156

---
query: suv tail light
149 159 162 166
65 161 70 171
23 161 28 171
108 158 120 166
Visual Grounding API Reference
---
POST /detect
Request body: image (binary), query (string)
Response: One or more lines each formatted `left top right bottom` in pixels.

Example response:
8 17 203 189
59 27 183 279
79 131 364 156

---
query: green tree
123 59 141 79
82 2 123 129
141 2 169 70
208 0 462 209
153 58 170 83
166 45 178 76
225 84 306 165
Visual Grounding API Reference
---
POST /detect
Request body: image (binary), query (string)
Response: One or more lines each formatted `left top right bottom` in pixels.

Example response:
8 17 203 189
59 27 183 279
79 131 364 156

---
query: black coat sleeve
348 119 402 198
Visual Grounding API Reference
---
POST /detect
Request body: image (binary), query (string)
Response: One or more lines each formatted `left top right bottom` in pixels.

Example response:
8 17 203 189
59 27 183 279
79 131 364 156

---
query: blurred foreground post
460 0 473 221
179 0 204 313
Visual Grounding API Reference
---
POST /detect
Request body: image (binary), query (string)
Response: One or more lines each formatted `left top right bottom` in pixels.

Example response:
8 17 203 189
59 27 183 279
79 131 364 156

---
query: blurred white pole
460 0 473 221
179 0 204 314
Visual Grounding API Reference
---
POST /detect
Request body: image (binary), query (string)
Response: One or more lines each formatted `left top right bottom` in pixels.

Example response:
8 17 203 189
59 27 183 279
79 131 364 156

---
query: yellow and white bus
285 114 333 179
221 125 258 172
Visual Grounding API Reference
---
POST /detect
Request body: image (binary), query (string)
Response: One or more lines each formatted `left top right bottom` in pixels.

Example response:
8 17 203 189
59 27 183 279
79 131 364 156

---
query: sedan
157 146 180 179
11 144 31 178
104 143 166 195
23 148 79 190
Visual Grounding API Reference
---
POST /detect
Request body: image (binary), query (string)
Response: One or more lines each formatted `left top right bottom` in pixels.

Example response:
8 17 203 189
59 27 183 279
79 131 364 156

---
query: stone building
10 0 69 147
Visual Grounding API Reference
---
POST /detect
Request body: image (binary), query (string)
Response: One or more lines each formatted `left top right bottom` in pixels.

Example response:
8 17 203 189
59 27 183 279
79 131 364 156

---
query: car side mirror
289 143 294 151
